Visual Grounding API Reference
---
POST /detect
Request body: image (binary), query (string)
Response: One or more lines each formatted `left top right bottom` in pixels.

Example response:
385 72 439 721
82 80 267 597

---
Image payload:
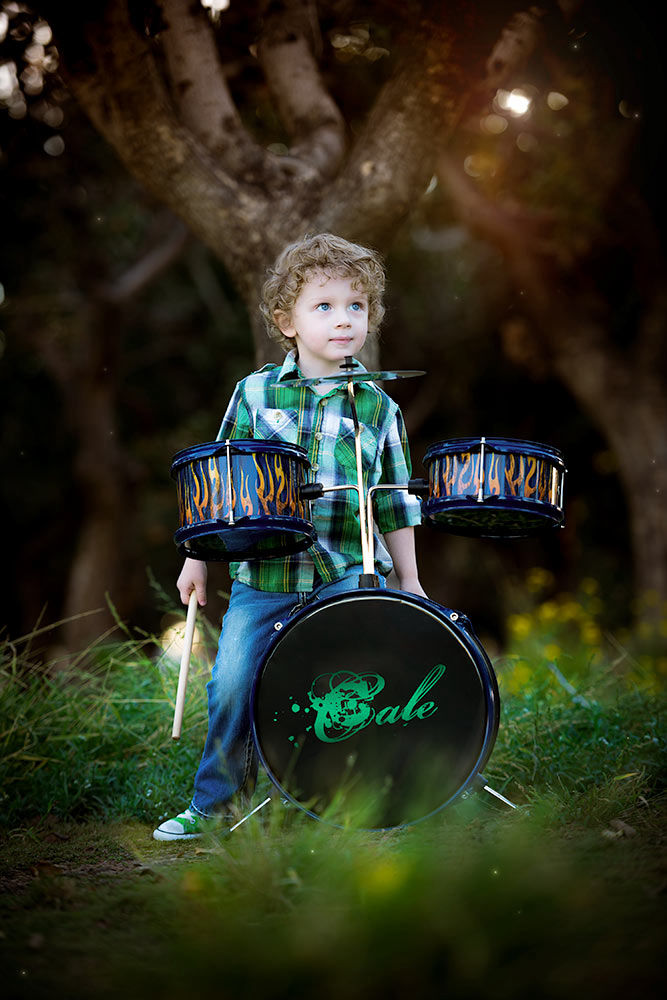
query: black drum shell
251 589 499 830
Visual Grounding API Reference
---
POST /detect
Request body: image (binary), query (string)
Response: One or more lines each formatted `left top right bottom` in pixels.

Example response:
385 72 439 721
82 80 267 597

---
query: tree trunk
553 343 667 619
58 300 134 652
501 261 667 620
439 154 667 619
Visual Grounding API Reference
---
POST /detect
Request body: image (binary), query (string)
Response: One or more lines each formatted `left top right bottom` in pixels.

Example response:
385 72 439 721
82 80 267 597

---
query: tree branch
101 216 189 304
257 0 346 177
484 5 548 91
160 0 241 155
316 15 470 245
46 2 289 285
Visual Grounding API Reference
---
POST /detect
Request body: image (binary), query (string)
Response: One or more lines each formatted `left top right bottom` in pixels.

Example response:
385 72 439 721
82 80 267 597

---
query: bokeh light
495 88 532 117
547 91 569 111
481 113 508 135
43 134 64 156
516 132 538 152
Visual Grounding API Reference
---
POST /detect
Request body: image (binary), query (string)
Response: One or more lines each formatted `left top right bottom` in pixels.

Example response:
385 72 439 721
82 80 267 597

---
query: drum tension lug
408 478 429 498
300 482 324 501
358 573 381 589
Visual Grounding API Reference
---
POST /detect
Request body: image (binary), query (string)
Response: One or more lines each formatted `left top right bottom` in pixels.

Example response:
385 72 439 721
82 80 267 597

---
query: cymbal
278 369 426 387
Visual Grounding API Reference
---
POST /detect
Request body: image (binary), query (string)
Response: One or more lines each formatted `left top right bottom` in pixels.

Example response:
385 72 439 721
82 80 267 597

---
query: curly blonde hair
260 233 386 352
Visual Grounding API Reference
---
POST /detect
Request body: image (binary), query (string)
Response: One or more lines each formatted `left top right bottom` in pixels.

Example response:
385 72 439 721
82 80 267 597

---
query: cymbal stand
340 359 379 586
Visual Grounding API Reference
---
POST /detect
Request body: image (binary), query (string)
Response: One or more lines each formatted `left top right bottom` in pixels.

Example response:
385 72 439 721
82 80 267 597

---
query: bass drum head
251 591 499 830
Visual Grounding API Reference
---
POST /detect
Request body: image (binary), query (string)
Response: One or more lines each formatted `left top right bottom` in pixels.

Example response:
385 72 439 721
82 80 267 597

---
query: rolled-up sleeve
374 407 423 533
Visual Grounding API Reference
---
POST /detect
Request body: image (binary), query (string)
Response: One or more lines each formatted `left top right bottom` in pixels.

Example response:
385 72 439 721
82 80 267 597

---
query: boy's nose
334 310 351 327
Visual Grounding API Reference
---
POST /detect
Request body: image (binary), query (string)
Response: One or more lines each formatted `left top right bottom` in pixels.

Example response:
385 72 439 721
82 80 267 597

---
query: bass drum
251 590 499 830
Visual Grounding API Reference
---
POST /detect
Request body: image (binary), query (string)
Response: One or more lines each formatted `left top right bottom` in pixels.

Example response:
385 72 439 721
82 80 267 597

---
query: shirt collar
276 351 301 381
276 350 369 387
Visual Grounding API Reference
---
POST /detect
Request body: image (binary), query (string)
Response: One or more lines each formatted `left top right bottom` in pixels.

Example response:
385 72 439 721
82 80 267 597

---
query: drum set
169 359 566 830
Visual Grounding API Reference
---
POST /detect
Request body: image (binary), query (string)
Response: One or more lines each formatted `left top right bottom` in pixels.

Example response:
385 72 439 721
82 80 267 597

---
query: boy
154 233 425 840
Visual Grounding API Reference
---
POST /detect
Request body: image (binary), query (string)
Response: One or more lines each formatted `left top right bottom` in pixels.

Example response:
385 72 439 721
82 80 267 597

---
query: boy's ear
274 310 295 337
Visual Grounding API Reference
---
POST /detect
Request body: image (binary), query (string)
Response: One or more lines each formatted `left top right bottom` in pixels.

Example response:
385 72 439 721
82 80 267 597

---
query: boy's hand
177 558 208 607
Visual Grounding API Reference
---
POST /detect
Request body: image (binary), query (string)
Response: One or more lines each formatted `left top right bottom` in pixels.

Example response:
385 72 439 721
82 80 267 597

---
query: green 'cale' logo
286 664 446 744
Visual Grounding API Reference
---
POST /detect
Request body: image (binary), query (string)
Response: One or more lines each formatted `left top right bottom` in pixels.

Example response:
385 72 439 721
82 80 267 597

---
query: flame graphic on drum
505 454 524 497
239 468 254 517
172 441 317 561
525 455 537 498
176 477 191 525
192 462 210 520
487 454 501 496
458 452 477 495
253 455 302 518
256 457 272 515
274 456 289 515
538 460 549 502
208 457 225 517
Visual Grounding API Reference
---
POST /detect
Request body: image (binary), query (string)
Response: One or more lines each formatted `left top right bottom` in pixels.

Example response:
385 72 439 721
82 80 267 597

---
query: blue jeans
191 565 385 816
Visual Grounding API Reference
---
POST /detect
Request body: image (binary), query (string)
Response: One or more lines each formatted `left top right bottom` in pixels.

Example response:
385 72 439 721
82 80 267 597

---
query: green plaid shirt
216 352 421 593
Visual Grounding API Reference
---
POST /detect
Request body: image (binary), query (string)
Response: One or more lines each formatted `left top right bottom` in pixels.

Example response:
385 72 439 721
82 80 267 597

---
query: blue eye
316 303 331 312
350 302 363 312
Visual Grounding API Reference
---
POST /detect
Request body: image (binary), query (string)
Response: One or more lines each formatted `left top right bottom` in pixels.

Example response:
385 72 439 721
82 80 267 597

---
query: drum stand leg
475 774 518 810
225 781 517 833
227 795 272 833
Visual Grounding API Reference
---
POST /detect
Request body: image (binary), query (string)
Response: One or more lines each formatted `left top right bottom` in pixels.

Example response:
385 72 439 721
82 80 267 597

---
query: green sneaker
153 807 211 841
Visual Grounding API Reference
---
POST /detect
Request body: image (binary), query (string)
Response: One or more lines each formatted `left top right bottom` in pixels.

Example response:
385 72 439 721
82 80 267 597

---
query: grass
0 584 665 999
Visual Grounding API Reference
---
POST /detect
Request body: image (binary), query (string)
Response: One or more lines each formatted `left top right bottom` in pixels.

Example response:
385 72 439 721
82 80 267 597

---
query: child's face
275 272 369 378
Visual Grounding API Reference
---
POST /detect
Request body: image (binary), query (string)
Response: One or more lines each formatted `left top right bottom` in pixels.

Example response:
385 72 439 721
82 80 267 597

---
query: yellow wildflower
358 858 409 896
508 614 532 638
527 567 554 592
581 623 602 646
587 597 603 616
502 661 532 694
538 601 558 622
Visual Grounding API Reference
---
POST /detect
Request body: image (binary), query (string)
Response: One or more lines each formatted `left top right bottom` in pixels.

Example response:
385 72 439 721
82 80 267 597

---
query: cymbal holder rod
346 379 374 575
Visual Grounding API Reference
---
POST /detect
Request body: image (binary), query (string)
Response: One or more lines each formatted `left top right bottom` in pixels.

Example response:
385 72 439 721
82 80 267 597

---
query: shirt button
312 463 319 472
320 399 328 406
315 432 323 441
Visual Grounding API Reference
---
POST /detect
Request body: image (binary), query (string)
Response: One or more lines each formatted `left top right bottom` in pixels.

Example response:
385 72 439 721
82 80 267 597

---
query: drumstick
171 589 198 740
